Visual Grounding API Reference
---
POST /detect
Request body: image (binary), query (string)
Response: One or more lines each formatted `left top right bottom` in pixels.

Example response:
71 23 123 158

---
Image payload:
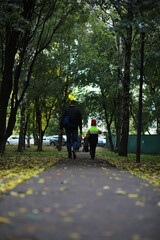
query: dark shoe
72 150 76 159
91 154 95 160
68 155 72 159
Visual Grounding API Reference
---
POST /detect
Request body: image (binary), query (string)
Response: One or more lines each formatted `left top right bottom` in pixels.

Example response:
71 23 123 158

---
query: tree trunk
57 133 62 151
0 138 6 155
115 36 123 153
0 29 18 153
100 89 114 151
116 74 122 153
107 122 114 152
18 94 26 152
119 26 132 156
35 98 43 152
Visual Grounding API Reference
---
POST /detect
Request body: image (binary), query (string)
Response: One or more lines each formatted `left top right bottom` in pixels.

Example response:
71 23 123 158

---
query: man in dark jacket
60 100 82 159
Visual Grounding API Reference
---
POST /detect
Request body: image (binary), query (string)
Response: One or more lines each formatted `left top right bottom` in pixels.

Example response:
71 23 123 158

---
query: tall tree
0 0 83 153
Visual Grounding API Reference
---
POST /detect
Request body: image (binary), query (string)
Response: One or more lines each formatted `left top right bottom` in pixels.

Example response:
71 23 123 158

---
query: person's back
63 105 82 130
86 119 102 159
60 100 82 159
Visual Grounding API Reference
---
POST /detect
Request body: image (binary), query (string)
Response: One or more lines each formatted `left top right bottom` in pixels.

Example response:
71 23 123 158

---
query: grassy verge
0 145 67 196
97 148 160 187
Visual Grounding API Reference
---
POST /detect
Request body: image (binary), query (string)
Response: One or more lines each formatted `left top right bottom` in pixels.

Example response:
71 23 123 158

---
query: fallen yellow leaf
63 216 74 223
19 208 28 213
0 216 10 223
115 189 126 195
26 188 33 195
80 175 85 178
69 232 80 239
32 209 39 214
115 177 121 180
19 193 25 198
10 191 19 197
157 202 160 207
97 191 103 196
7 212 15 217
59 187 69 191
38 178 45 183
128 194 139 198
103 186 110 190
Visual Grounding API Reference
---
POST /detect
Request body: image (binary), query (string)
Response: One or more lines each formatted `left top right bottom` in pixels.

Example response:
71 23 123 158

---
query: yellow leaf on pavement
69 232 80 239
80 175 85 178
103 186 110 190
26 188 33 195
19 194 25 198
132 234 141 240
19 208 28 213
115 189 126 195
97 191 103 196
63 216 74 223
157 202 160 207
32 209 39 214
8 212 15 217
115 177 121 180
59 187 69 191
38 178 45 183
0 217 10 223
10 191 19 197
128 194 139 198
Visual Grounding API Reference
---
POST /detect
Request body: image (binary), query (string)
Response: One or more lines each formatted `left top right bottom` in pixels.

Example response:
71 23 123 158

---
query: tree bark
136 31 145 162
100 89 114 151
35 98 43 152
18 93 26 152
116 72 122 153
0 28 19 153
115 37 123 153
119 26 132 156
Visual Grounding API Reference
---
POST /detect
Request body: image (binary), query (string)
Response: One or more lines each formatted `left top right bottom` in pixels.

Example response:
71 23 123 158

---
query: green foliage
1 0 160 150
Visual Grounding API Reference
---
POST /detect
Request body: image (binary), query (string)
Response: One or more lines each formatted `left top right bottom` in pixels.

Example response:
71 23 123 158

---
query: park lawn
97 148 160 187
0 146 160 197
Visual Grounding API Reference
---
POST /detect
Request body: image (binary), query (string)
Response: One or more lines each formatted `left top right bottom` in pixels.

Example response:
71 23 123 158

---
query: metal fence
106 135 160 154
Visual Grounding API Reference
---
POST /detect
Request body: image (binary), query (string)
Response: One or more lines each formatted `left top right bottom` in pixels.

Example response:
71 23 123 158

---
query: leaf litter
97 149 160 187
0 146 66 196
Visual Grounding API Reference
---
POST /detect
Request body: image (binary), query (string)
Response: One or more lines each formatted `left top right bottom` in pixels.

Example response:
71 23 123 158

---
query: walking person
60 100 82 159
86 119 102 159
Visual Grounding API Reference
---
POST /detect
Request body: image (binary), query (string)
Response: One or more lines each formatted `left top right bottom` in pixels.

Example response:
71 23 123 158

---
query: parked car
97 137 106 147
6 135 19 145
42 137 51 146
49 135 67 146
6 135 32 145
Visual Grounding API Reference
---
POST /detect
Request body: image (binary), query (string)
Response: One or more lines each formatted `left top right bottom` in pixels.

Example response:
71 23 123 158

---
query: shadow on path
52 151 117 170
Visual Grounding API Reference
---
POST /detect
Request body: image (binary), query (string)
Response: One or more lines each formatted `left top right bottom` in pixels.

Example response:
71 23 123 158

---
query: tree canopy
0 0 160 156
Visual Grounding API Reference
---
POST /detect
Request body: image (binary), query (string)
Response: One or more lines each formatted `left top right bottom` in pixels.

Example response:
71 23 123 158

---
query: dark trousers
66 129 78 157
90 144 97 159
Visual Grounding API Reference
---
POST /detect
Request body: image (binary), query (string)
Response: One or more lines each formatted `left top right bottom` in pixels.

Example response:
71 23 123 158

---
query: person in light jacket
86 119 102 159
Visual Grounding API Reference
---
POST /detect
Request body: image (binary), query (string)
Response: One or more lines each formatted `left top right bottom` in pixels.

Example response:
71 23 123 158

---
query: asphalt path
0 151 160 240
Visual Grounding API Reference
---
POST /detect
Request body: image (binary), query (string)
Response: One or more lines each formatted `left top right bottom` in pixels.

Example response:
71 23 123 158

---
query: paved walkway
0 152 160 240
